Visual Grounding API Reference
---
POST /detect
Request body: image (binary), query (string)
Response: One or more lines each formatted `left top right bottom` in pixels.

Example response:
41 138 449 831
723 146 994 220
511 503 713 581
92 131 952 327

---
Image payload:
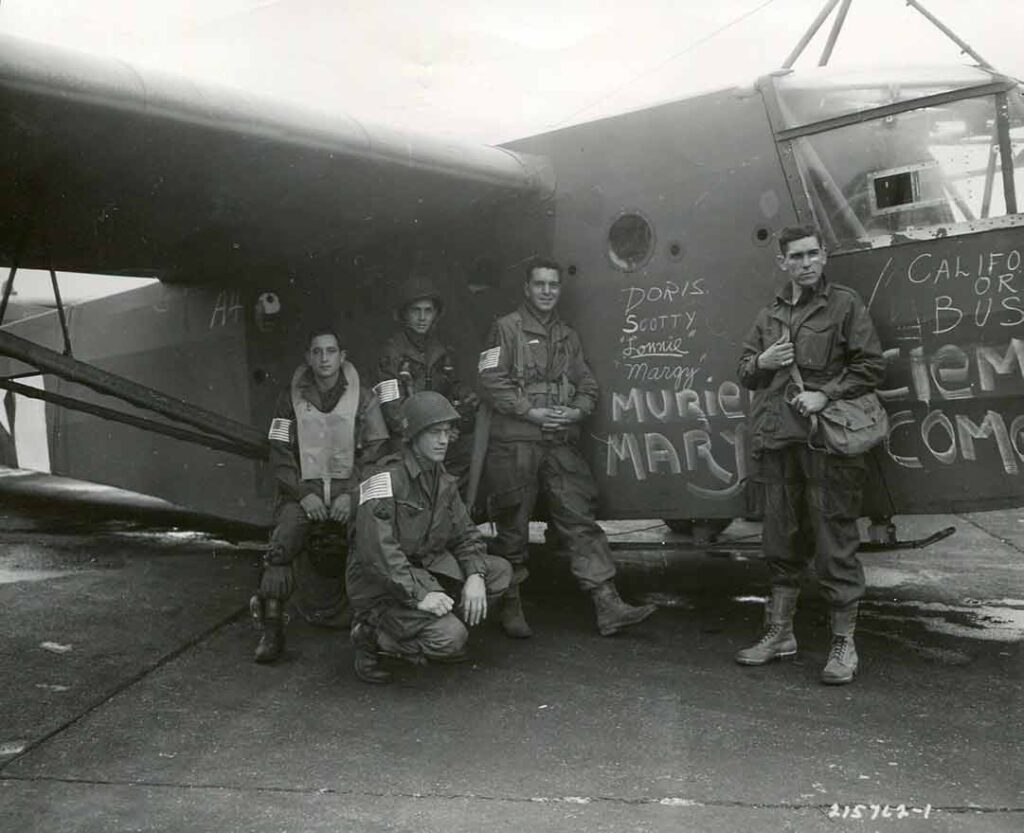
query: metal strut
48 269 73 356
0 328 268 458
0 264 18 326
0 379 266 459
784 0 995 70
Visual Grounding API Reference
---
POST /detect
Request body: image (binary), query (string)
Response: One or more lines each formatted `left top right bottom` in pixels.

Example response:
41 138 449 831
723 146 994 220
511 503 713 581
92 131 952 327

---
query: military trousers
757 445 867 609
261 494 350 626
369 554 512 660
485 439 616 592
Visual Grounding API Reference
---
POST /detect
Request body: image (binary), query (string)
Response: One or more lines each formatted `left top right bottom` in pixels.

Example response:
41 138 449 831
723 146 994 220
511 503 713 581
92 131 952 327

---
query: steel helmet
400 391 460 440
392 275 444 318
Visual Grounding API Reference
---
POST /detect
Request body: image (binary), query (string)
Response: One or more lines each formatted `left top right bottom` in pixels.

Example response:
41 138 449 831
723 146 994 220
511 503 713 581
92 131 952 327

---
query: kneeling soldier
346 392 512 683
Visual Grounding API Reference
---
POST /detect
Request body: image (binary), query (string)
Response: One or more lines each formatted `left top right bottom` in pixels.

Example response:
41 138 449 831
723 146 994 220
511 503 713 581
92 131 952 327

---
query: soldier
375 276 478 484
346 392 512 684
735 224 885 685
477 258 657 639
252 327 389 664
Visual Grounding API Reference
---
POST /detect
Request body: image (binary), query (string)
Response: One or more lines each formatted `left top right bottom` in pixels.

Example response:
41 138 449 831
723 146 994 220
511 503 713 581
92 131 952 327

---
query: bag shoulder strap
776 322 826 451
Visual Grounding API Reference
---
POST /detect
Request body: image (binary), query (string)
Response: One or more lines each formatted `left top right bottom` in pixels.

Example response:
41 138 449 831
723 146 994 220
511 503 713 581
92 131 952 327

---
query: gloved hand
260 563 294 599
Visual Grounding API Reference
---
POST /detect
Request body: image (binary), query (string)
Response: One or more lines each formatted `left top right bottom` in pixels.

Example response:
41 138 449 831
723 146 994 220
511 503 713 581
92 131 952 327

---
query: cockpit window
785 89 1024 250
773 66 997 129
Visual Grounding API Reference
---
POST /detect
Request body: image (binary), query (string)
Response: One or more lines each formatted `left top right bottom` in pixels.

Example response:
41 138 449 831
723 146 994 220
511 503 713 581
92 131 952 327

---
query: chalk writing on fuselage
881 247 1024 334
601 338 1024 490
616 279 708 382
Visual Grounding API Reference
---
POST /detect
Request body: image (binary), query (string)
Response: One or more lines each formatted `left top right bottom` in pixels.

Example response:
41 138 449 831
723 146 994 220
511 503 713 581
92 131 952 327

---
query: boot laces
758 623 784 644
828 635 849 662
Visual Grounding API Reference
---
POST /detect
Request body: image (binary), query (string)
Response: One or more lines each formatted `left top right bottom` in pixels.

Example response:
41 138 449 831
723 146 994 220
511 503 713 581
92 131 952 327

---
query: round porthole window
607 213 653 271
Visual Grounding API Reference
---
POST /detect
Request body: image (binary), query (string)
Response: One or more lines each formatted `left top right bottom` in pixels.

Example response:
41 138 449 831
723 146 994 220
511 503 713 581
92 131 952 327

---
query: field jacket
737 276 885 456
347 449 489 611
478 304 599 443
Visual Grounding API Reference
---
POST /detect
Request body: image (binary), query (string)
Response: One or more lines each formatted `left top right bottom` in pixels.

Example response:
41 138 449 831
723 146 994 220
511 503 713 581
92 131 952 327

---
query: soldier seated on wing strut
251 326 388 664
346 391 512 684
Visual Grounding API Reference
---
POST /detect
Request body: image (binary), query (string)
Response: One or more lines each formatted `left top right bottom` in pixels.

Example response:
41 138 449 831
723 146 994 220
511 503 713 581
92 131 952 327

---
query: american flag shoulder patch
267 418 292 442
374 378 401 404
359 471 393 505
478 346 501 372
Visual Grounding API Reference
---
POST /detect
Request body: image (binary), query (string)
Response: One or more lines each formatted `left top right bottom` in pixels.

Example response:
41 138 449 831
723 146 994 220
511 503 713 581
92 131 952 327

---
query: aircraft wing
0 33 552 283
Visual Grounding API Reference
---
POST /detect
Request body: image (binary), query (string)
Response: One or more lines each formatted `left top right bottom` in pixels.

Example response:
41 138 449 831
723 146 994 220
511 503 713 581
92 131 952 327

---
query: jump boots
351 621 393 685
591 581 657 636
821 604 858 685
734 587 799 665
251 596 286 664
500 572 533 639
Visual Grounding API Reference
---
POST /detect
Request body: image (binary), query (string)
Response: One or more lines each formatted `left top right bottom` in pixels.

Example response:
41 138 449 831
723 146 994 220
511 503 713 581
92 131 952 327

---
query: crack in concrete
956 512 1024 556
0 603 250 774
1 774 1022 816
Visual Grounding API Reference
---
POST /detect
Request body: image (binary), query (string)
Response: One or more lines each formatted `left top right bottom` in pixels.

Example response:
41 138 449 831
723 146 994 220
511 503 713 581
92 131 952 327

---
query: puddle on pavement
727 594 1022 662
0 567 75 585
864 599 1024 643
863 566 955 588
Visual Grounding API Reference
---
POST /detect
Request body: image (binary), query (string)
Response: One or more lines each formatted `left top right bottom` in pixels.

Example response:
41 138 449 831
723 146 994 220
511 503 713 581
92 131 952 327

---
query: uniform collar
296 365 346 406
397 328 443 358
518 302 559 335
773 274 831 308
402 446 443 482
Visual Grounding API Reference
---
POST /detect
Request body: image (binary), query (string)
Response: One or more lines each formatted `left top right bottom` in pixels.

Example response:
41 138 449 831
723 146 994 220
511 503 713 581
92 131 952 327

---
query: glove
260 563 294 599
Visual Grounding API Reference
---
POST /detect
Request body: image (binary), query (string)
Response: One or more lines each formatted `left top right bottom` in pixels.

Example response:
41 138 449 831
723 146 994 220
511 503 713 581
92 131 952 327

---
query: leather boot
591 581 657 636
821 604 858 685
500 582 533 639
253 598 285 664
351 622 393 685
734 587 799 666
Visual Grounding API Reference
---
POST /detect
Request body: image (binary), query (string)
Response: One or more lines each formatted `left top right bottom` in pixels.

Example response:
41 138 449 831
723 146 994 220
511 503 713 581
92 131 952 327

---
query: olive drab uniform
736 273 884 683
375 329 475 479
477 303 616 588
737 276 885 608
260 362 388 625
347 448 511 661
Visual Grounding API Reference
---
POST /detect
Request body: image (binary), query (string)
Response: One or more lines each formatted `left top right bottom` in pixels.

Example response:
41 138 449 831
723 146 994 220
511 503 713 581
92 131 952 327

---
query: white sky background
2 0 1021 144
1 0 1022 302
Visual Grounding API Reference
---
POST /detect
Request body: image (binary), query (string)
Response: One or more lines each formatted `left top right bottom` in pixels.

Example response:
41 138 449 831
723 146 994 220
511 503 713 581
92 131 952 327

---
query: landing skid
604 518 957 555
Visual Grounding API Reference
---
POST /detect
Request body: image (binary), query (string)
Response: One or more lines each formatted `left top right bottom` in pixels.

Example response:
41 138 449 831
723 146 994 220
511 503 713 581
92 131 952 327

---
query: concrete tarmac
0 505 1021 832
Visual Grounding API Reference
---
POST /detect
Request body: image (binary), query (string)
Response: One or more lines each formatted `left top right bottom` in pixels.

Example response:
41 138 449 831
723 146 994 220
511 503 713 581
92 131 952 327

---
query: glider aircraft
0 0 1021 543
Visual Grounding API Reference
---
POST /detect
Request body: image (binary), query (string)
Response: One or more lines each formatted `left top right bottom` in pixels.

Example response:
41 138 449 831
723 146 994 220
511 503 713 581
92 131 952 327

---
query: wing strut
783 0 995 70
0 265 18 326
0 328 268 459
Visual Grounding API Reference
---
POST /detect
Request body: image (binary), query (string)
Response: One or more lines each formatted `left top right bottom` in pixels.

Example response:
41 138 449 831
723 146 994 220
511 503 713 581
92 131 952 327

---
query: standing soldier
252 326 389 664
477 258 657 639
375 276 478 484
735 225 885 685
346 392 512 684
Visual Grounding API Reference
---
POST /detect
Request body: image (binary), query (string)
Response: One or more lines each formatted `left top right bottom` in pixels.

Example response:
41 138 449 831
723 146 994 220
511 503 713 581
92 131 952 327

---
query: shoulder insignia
359 471 393 504
478 346 501 373
374 379 401 404
267 418 292 442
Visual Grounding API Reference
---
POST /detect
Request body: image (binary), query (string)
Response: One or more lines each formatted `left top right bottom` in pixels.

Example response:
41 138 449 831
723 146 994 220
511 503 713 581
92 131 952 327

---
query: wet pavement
0 503 1021 832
